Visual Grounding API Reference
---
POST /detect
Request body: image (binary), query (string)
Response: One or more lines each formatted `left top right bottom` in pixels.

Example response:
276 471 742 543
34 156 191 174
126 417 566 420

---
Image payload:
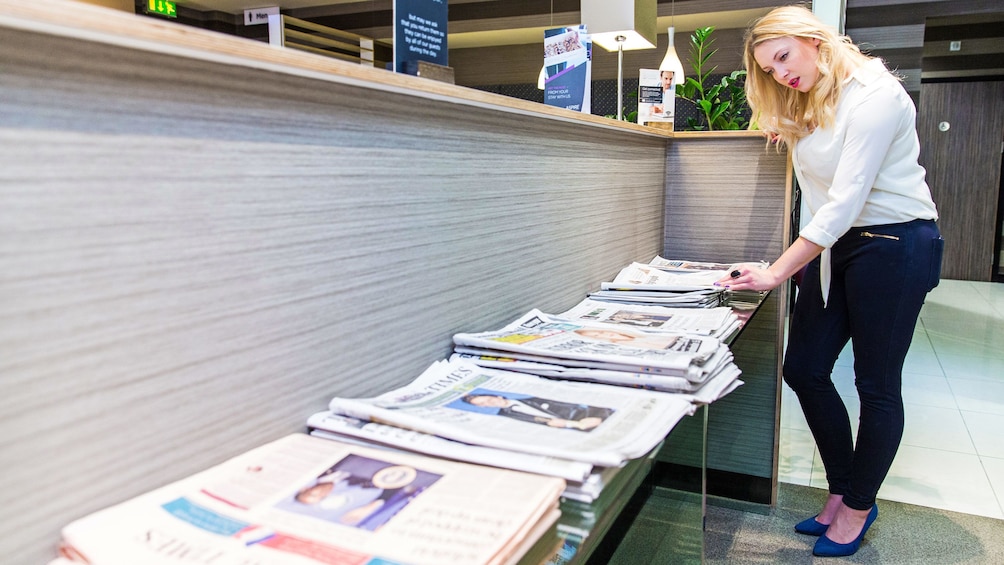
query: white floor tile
778 280 1004 521
901 373 958 410
779 387 809 432
778 427 815 486
980 456 1004 517
961 410 1004 459
901 403 976 454
924 315 1004 340
830 365 858 398
906 330 936 355
970 282 1004 317
878 445 1003 519
834 342 854 367
901 350 947 377
808 450 827 489
929 337 1004 360
951 379 1004 415
938 353 1004 383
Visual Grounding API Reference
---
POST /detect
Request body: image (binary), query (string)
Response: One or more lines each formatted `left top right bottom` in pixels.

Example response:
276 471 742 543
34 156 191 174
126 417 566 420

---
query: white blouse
792 58 938 304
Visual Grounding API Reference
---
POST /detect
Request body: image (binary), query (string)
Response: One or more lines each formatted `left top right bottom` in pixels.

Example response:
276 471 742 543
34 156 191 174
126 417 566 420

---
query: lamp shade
580 0 657 52
659 26 686 89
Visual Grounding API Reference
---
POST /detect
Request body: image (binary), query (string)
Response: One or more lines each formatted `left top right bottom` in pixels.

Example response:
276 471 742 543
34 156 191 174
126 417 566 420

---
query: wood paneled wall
0 4 670 563
918 81 1004 280
846 0 1004 100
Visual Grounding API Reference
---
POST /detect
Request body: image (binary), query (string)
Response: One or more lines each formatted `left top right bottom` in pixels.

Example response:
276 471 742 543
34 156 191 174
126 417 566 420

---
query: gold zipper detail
861 231 900 241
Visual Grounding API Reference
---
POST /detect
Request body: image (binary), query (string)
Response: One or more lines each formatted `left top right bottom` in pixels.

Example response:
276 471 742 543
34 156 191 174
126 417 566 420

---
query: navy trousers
783 219 942 511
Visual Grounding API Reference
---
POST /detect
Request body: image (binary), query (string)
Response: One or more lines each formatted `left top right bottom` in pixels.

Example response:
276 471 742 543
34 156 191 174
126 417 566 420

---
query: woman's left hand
715 263 780 292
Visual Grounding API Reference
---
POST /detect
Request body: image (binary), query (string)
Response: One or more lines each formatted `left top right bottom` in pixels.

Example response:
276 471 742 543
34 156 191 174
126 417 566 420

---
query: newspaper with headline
452 309 724 381
326 359 696 467
56 433 565 565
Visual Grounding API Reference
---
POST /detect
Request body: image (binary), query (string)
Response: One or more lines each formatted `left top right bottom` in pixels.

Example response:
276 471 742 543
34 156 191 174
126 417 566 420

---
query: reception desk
0 2 789 563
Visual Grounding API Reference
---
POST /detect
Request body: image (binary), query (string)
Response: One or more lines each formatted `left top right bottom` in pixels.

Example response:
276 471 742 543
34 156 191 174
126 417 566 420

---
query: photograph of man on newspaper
451 388 615 432
277 454 440 531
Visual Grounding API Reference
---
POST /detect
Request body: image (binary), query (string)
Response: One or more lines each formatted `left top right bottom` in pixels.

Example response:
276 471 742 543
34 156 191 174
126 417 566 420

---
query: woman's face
753 36 821 93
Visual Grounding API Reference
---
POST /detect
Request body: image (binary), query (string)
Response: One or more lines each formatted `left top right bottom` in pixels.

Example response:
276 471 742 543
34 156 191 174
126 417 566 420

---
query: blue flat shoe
813 505 879 557
794 515 829 536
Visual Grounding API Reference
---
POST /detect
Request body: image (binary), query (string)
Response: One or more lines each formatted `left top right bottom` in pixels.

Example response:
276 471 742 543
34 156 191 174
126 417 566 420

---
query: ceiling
169 0 770 49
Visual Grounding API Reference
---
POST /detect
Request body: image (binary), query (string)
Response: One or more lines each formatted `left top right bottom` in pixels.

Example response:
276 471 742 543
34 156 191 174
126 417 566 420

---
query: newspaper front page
57 434 565 565
327 359 695 467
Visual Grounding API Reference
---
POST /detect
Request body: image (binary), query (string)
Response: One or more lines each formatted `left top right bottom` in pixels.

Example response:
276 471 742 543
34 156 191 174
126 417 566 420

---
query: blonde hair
743 5 872 147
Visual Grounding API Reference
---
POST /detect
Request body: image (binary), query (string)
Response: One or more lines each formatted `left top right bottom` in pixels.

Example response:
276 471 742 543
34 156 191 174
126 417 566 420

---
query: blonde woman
717 5 942 558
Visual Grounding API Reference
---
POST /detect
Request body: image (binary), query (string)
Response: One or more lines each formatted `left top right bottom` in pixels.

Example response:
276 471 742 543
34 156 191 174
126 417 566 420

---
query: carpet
705 483 1004 564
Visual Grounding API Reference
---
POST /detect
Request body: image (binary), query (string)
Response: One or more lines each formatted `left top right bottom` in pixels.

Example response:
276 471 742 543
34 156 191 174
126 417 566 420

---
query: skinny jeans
783 219 942 511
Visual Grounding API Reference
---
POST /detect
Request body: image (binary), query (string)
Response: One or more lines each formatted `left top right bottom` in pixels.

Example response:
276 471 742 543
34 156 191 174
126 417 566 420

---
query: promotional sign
637 68 676 126
542 26 591 113
394 0 448 73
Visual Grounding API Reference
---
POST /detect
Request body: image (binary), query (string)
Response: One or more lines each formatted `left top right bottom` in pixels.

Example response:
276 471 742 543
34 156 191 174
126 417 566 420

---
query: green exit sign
146 0 177 18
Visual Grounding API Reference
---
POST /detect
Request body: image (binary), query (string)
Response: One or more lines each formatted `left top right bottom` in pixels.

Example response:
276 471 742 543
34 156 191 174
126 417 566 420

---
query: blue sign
394 0 448 73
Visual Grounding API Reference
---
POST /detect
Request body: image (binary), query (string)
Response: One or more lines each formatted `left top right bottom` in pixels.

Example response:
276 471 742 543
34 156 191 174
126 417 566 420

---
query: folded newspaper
556 298 741 339
452 309 726 382
601 261 727 291
449 352 742 404
326 358 696 467
305 411 594 483
306 413 617 504
647 256 737 272
56 433 565 565
587 288 722 308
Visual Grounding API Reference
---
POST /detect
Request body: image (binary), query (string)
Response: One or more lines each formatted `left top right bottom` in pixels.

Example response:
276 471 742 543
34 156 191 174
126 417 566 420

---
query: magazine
56 433 565 565
326 359 696 467
452 309 724 380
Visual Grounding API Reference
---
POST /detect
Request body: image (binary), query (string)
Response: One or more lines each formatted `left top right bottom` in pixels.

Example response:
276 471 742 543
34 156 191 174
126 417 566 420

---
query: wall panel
658 133 791 504
0 10 668 563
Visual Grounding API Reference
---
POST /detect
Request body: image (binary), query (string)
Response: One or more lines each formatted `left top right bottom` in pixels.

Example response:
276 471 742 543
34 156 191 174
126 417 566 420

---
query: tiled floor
779 279 1004 520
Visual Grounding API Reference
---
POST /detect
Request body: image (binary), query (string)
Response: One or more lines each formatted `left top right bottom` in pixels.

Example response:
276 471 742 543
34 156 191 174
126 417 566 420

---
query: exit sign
146 0 177 18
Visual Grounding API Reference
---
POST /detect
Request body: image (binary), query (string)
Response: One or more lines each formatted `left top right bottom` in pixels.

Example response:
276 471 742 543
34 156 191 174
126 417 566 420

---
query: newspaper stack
55 433 566 565
452 309 742 404
324 358 696 468
588 261 727 308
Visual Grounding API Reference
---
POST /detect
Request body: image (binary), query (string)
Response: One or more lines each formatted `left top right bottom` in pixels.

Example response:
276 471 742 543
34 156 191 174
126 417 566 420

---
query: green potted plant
675 26 750 131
